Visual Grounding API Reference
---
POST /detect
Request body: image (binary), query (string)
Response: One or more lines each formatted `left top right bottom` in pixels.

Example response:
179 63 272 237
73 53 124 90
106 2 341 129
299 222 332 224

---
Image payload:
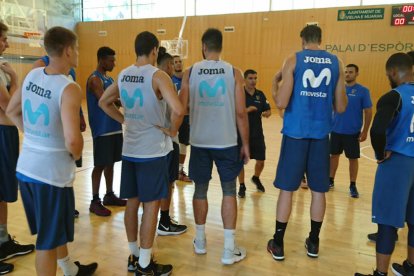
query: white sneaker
193 239 207 254
221 246 246 265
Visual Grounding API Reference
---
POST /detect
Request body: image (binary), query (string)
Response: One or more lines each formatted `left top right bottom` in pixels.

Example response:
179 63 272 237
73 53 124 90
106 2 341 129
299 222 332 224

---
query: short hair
134 31 159 57
97 46 115 61
346 64 359 73
407 51 414 63
44 26 77 57
157 46 172 65
0 22 8 37
173 55 181 59
244 69 257 79
386 53 413 71
201 28 222 52
300 25 322 44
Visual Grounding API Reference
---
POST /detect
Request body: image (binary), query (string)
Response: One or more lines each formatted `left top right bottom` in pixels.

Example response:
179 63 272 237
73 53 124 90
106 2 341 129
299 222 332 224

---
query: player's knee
193 182 209 199
376 224 397 255
222 180 236 197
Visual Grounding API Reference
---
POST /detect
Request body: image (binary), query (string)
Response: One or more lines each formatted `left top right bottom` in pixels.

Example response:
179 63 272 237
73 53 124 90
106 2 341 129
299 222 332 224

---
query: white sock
179 164 184 171
57 255 79 276
195 224 206 241
224 229 235 251
128 241 140 257
138 248 152 268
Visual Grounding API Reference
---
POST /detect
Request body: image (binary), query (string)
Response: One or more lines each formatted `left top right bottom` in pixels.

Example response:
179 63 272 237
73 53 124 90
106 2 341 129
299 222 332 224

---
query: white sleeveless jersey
189 60 237 148
17 67 76 187
119 64 172 158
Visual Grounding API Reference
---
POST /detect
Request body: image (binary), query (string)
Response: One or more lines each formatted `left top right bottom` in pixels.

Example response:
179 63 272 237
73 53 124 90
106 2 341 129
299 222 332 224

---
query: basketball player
6 26 97 276
267 25 347 260
86 46 125 217
355 53 414 276
179 28 250 265
156 46 187 236
330 64 372 198
0 21 35 275
99 31 184 275
367 50 414 243
238 69 270 198
172 55 191 182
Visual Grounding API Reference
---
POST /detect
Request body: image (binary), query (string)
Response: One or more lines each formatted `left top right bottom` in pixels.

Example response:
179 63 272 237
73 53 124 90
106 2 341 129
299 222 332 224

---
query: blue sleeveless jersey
86 70 122 138
172 75 182 92
386 83 414 157
41 56 76 81
282 50 339 139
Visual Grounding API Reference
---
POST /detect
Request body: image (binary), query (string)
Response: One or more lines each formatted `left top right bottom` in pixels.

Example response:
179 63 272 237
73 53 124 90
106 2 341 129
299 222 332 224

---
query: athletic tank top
282 50 339 139
189 60 237 148
386 83 414 157
118 64 172 158
86 70 122 138
16 67 76 187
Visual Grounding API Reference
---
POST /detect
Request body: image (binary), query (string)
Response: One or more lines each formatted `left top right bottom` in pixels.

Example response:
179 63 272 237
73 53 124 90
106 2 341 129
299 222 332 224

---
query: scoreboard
391 5 414 26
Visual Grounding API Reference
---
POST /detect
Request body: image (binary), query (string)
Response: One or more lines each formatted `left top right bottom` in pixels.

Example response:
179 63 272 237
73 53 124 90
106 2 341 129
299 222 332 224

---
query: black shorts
93 133 123 166
0 126 19 202
178 115 190 146
250 136 266 161
168 142 180 183
330 132 360 159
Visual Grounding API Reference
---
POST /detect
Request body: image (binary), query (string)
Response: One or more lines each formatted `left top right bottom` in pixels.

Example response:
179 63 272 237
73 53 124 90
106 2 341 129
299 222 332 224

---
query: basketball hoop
160 39 188 59
24 32 42 48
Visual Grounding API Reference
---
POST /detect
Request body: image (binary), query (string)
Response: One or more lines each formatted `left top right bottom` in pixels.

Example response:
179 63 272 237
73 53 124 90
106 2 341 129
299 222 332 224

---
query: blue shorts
168 143 180 183
19 180 75 250
274 135 330 192
372 152 414 228
189 146 243 183
0 126 19 202
120 157 169 202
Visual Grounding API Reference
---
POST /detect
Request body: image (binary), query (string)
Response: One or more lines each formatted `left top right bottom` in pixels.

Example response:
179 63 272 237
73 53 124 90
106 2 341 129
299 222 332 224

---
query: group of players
0 20 413 276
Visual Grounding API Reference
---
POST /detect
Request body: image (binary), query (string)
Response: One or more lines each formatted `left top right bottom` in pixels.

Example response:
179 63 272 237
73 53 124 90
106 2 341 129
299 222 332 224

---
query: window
131 0 195 19
195 0 270 15
83 0 131 21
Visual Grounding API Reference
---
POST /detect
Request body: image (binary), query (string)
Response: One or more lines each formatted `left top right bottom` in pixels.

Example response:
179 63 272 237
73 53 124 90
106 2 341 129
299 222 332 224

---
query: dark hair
44 26 77 57
0 22 8 37
134 31 159 57
201 28 222 52
386 53 413 71
346 64 359 73
407 51 414 63
244 69 257 79
300 25 322 44
173 55 181 59
97 46 115 61
157 46 172 65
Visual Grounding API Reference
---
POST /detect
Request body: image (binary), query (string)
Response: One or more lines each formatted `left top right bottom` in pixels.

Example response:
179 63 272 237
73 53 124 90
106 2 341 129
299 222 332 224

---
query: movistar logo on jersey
23 99 50 126
121 88 143 109
302 68 332 89
199 78 226 98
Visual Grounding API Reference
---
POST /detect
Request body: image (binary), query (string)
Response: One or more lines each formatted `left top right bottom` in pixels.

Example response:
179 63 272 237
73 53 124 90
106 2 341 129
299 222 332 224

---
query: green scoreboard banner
338 8 384 21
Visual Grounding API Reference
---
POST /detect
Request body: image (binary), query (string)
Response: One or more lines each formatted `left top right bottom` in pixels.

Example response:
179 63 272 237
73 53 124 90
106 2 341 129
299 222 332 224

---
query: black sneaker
157 220 187 236
135 259 173 276
71 261 98 276
0 261 13 275
267 239 284 261
305 238 319 258
354 271 387 276
0 235 34 261
238 184 246 198
391 260 414 276
350 185 359 198
74 209 80 218
128 254 139 272
251 176 265 192
367 232 398 242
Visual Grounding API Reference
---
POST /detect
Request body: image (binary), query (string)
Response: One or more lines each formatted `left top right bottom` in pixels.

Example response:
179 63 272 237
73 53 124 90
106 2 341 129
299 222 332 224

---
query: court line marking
360 145 377 163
